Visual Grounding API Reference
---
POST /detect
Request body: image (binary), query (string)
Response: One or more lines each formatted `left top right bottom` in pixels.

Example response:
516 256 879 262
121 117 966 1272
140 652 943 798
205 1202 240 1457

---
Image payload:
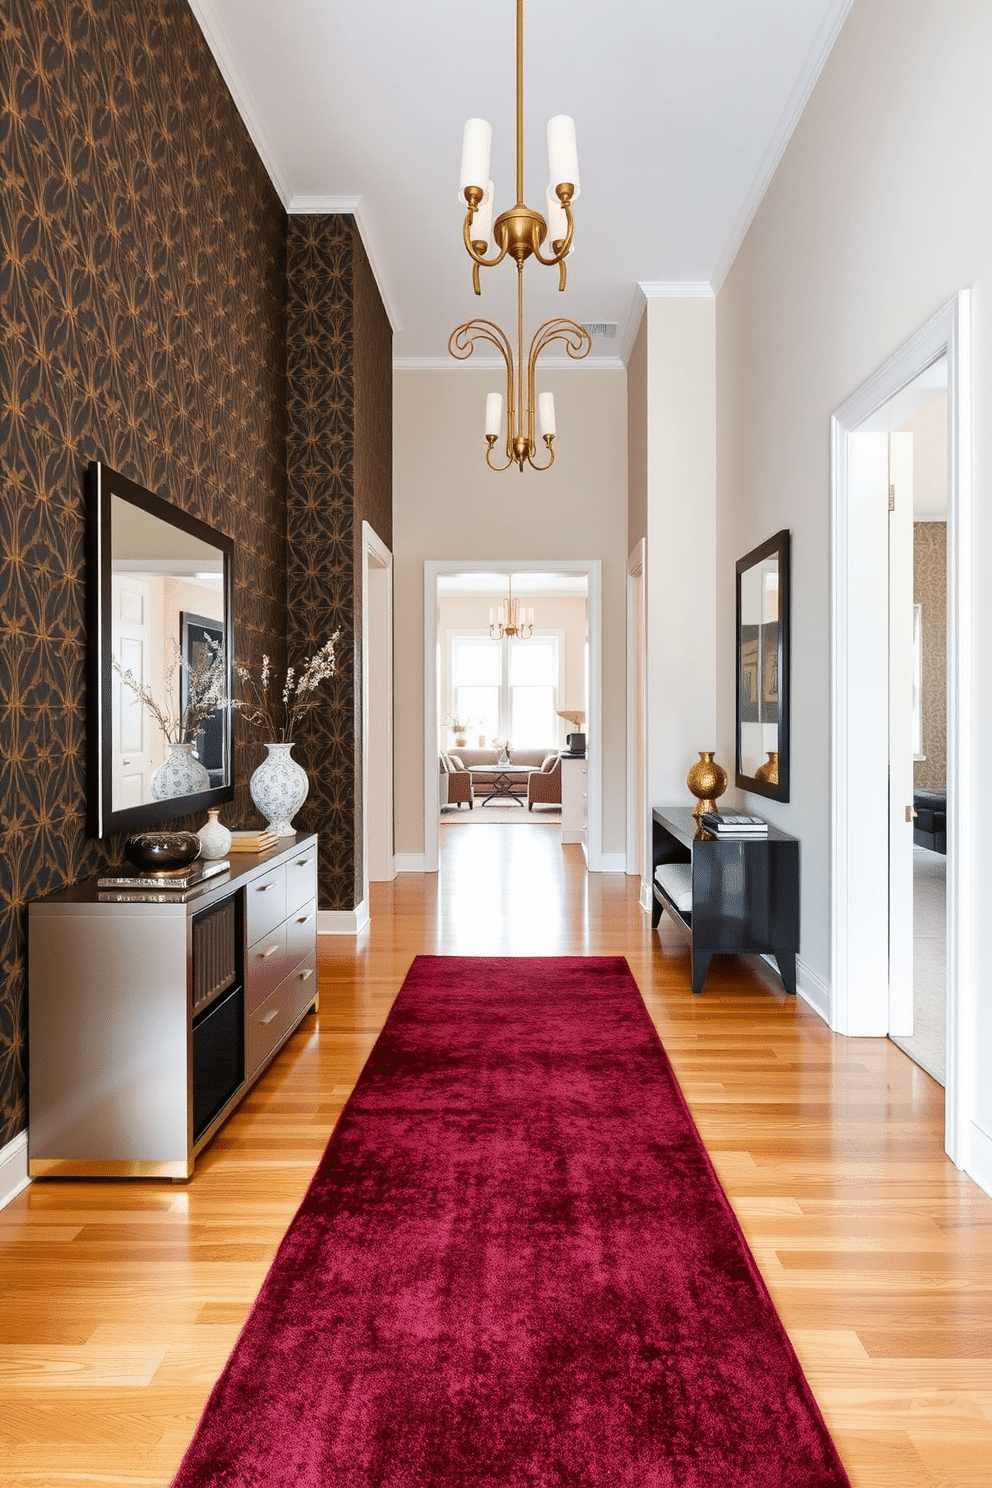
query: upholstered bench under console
28 834 319 1181
651 808 799 995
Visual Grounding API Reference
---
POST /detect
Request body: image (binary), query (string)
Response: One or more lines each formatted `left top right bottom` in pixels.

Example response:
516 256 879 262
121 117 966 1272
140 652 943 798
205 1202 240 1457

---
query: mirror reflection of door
111 575 155 807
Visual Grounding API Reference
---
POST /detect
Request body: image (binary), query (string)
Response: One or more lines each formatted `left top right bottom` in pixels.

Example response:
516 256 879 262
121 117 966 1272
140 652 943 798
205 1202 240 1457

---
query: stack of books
228 828 280 853
97 860 230 891
700 811 768 837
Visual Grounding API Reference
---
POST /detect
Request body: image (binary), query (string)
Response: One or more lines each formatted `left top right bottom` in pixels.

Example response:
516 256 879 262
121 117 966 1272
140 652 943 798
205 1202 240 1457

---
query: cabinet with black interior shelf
651 807 799 995
28 834 318 1180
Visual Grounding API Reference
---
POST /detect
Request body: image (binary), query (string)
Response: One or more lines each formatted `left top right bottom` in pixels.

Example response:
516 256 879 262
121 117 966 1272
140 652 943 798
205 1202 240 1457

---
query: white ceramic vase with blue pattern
249 742 309 837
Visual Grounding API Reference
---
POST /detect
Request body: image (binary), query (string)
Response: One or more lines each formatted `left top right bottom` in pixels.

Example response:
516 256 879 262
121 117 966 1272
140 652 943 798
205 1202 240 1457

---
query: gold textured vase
755 751 779 785
686 751 728 819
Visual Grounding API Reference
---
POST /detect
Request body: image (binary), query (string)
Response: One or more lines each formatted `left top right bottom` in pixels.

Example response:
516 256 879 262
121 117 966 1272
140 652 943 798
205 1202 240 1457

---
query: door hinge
888 484 896 512
906 804 917 822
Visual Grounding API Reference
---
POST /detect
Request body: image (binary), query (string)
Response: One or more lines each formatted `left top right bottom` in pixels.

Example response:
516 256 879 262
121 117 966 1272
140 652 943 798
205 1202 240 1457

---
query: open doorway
435 571 587 832
423 559 603 873
851 363 948 1082
831 292 975 1172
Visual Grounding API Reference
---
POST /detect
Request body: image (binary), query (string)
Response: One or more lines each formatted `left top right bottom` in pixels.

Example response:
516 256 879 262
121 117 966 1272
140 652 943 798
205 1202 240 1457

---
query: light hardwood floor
2 820 990 1486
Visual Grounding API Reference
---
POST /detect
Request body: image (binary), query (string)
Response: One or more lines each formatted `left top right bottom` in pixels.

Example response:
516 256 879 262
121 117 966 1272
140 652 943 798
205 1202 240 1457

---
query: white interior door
888 432 915 1035
112 575 154 807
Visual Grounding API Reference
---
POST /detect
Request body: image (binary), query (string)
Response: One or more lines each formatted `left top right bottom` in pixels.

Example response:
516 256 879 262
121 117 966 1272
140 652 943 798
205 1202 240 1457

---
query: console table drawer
246 950 317 1076
285 846 317 914
244 865 287 943
245 920 289 1014
286 896 317 971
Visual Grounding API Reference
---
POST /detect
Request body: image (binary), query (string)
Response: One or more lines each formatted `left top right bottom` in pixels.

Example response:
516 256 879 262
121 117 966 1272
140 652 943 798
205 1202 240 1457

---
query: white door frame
423 558 603 873
626 540 650 905
362 521 394 899
831 291 973 1168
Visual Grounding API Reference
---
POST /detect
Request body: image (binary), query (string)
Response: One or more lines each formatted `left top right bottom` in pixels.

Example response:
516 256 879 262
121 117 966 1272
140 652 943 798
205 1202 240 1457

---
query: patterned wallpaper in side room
914 522 947 791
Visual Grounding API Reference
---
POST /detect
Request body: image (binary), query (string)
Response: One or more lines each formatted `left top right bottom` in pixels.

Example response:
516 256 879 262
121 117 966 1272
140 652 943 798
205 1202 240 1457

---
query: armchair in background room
527 753 562 810
440 753 474 809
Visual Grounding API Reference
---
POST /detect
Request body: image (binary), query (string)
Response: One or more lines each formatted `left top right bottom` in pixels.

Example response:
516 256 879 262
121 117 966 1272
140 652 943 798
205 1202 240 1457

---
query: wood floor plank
2 820 990 1486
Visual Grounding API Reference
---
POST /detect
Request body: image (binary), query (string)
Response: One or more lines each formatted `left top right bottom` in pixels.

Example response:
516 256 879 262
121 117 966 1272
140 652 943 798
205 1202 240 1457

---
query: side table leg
691 950 713 995
774 952 797 996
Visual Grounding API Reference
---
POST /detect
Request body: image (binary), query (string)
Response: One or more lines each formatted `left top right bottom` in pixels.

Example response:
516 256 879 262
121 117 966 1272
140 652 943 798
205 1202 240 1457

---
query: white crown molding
186 0 294 206
710 0 854 292
393 355 625 373
616 283 715 367
638 282 715 299
288 196 403 335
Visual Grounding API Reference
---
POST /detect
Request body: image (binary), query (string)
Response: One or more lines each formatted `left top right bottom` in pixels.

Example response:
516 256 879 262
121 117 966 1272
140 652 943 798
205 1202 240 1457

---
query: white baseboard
317 900 370 936
797 958 831 1025
965 1118 992 1200
394 853 428 873
639 879 652 915
597 852 628 873
0 1131 29 1211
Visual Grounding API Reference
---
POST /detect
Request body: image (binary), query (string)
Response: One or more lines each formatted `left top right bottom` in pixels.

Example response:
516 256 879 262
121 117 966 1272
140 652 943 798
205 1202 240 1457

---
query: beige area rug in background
441 806 561 826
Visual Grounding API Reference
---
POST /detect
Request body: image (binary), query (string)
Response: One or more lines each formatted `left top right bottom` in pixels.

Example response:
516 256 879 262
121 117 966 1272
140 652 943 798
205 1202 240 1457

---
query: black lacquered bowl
124 831 202 872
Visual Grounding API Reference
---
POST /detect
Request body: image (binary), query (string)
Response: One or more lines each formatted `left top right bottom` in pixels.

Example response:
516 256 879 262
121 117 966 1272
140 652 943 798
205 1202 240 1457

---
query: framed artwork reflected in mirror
736 529 790 802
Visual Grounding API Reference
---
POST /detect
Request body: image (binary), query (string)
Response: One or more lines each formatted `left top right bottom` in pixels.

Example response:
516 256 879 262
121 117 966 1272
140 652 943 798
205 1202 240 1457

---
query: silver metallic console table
28 833 318 1181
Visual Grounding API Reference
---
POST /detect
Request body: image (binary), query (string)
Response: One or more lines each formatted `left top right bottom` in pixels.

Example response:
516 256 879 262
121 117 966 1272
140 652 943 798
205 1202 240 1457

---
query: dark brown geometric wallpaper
0 0 292 1149
286 217 392 911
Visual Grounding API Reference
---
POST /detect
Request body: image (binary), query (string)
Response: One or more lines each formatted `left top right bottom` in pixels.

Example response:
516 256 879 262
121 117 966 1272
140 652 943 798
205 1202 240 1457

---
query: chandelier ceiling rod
449 0 591 473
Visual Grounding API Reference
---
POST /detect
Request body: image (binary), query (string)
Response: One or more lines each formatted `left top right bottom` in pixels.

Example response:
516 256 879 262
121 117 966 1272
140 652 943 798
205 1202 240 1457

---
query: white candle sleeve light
547 115 580 198
538 391 556 437
459 119 492 199
472 182 495 245
545 185 569 247
485 392 503 437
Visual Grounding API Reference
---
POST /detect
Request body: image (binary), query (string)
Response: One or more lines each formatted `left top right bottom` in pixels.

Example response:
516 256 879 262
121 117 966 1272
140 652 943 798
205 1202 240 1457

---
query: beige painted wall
715 0 992 1141
393 365 628 860
643 294 718 806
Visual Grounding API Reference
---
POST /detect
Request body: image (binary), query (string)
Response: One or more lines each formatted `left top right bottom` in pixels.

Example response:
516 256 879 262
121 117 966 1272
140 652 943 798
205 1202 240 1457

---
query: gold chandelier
448 0 591 473
489 578 534 639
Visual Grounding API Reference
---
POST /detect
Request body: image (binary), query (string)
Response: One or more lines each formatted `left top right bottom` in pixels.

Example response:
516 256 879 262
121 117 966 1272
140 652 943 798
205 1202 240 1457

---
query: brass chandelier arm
448 319 517 470
529 317 592 363
462 209 511 274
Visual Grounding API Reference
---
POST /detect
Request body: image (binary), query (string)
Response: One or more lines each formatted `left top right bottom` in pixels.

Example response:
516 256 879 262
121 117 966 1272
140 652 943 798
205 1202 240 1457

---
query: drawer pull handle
297 914 313 925
259 944 280 960
296 858 311 867
257 881 276 892
260 1008 279 1026
300 969 313 982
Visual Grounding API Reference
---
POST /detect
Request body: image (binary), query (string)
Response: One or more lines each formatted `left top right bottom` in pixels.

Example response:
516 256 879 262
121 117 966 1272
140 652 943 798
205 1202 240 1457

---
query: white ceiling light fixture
449 0 591 473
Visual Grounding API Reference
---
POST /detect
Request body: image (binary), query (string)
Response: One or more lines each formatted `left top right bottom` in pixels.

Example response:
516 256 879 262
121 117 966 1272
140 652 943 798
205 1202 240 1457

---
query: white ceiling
189 0 853 367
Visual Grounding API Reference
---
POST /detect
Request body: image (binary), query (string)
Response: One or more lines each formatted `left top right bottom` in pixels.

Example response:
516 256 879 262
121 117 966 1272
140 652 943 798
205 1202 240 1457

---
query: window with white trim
450 633 561 748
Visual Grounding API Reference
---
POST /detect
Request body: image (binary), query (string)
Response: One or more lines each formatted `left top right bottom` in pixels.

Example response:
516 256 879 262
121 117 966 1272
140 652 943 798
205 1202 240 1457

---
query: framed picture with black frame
180 611 228 790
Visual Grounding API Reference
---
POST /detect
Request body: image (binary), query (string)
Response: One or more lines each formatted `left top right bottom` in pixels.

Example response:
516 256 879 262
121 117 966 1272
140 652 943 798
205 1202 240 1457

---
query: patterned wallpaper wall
914 523 947 790
0 0 289 1146
285 217 392 909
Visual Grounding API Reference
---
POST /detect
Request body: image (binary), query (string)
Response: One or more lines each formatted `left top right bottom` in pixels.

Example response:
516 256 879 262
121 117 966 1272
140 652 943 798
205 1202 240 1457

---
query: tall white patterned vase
151 741 211 800
249 742 309 837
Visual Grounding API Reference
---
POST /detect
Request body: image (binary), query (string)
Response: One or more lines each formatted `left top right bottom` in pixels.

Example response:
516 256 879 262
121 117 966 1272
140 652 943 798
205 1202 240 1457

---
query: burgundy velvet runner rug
173 956 849 1488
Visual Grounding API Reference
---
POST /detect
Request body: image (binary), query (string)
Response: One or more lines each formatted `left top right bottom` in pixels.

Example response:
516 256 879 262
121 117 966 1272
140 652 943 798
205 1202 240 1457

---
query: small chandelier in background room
489 579 534 639
449 0 591 472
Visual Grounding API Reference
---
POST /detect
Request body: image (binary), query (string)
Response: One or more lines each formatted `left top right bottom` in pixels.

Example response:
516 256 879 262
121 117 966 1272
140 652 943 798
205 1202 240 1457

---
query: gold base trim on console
29 1157 193 1180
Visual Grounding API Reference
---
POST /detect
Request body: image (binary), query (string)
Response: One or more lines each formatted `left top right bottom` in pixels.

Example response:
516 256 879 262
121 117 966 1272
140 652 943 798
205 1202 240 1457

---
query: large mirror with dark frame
87 461 235 838
736 529 790 802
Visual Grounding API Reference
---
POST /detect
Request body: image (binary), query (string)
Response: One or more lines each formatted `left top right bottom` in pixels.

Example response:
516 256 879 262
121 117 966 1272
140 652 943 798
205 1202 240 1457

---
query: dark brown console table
652 807 799 996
